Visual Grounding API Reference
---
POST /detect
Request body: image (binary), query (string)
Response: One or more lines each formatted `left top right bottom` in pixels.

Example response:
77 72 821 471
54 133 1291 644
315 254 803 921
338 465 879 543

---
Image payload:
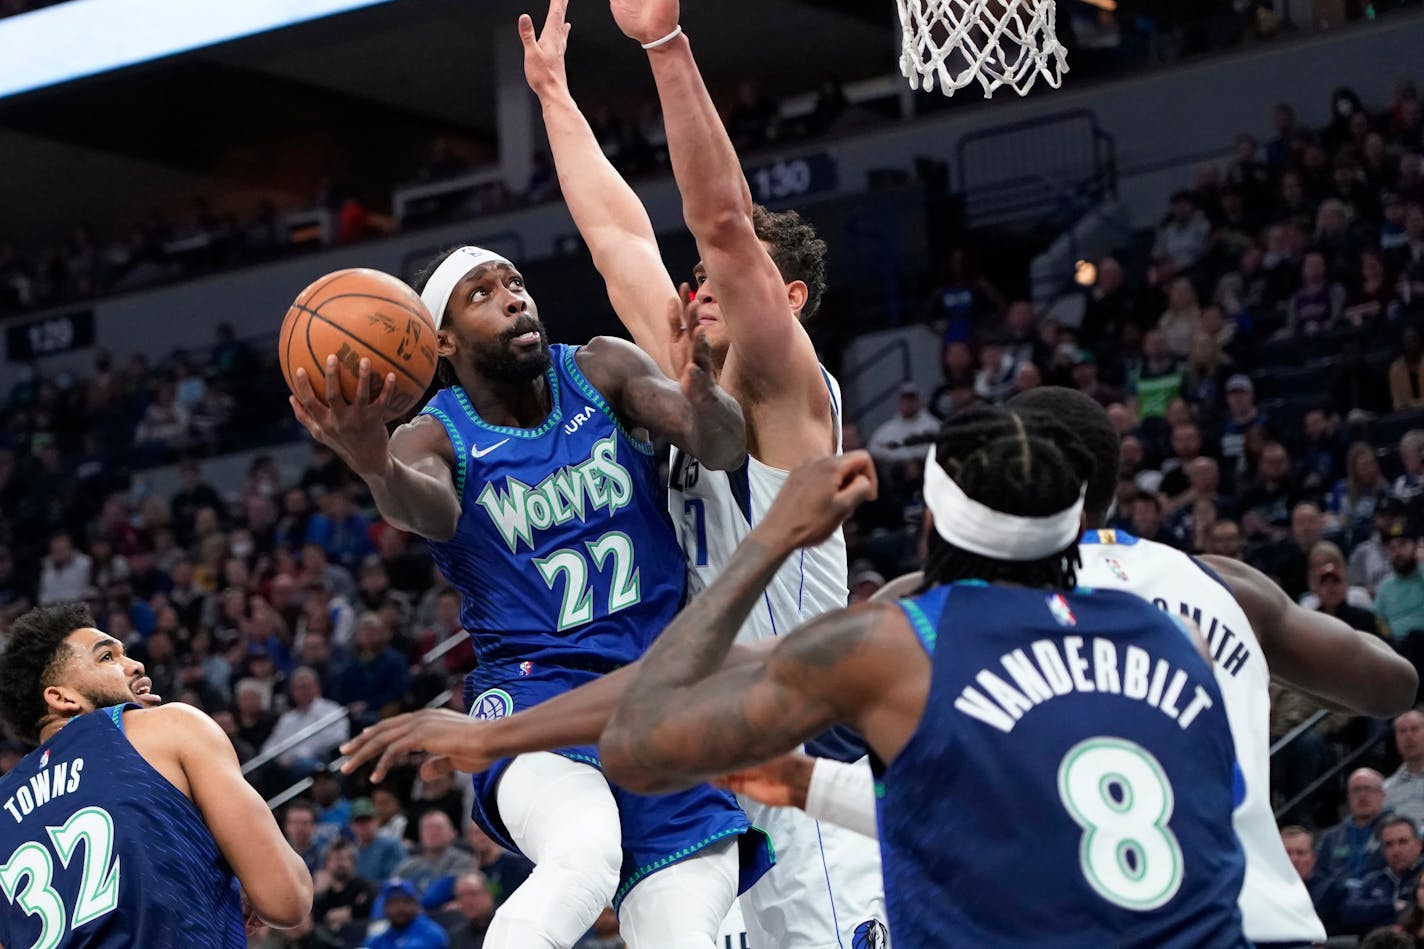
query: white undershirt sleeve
803 756 880 840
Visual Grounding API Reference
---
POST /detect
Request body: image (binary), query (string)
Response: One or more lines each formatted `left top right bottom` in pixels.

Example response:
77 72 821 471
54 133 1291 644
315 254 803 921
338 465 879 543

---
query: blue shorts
464 663 774 909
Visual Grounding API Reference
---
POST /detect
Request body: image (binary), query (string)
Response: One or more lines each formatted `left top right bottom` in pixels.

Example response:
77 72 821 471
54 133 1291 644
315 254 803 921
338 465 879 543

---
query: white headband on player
923 446 1085 561
419 245 516 329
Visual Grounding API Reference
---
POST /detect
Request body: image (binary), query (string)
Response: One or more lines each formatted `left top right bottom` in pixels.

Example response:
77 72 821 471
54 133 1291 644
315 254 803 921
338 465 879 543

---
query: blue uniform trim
612 825 747 907
727 460 754 525
106 703 129 732
1081 529 1140 546
1189 554 1234 597
421 405 468 499
562 347 654 456
900 599 938 654
451 370 564 438
814 820 847 948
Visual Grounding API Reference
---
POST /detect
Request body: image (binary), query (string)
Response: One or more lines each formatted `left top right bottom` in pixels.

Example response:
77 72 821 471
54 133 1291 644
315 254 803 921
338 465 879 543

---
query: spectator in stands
1239 442 1299 539
1153 191 1211 281
335 611 409 728
1339 816 1424 935
312 838 375 936
305 486 374 571
284 800 326 876
1298 408 1346 500
973 338 1017 404
576 907 625 949
1394 430 1424 506
260 666 350 780
1355 497 1409 596
133 382 189 463
440 872 495 949
1318 768 1391 887
1128 491 1175 547
1385 710 1424 829
1304 545 1379 634
868 382 939 467
1374 521 1424 641
1288 252 1347 336
1002 300 1050 374
393 810 475 900
372 787 410 843
1179 327 1232 420
1254 502 1323 601
350 797 406 884
464 823 531 907
1330 441 1388 546
1347 248 1399 326
1158 277 1202 358
1129 328 1183 422
1281 826 1342 934
37 532 91 605
1206 518 1246 560
369 879 450 949
1068 349 1120 407
1390 326 1424 411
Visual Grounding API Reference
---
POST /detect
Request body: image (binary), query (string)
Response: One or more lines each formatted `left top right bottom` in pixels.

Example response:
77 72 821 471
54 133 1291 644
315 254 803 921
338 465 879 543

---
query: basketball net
897 0 1068 98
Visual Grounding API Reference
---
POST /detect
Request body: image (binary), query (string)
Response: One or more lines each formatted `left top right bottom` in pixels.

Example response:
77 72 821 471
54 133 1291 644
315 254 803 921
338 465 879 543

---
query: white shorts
735 796 888 948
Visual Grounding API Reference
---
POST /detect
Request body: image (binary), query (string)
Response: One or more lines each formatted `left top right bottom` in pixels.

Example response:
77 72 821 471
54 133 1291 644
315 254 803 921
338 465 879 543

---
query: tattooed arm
600 453 929 793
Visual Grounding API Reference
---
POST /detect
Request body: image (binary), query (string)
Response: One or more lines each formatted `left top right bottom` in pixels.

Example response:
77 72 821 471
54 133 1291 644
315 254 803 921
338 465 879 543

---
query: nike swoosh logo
471 439 510 459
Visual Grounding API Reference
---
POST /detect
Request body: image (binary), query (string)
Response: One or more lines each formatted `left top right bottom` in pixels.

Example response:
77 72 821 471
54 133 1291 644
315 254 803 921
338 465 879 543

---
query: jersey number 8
1057 737 1184 912
0 806 120 949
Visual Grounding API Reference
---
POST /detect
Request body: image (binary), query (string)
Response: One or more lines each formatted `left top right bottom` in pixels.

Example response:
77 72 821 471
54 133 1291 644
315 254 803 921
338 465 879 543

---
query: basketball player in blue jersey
724 388 1418 949
0 602 312 949
587 405 1251 949
288 238 769 947
512 1 887 942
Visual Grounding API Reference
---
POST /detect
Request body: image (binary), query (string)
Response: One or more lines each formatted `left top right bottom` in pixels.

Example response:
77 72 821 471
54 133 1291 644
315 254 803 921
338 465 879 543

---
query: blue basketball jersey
878 583 1247 949
420 344 687 672
0 705 244 949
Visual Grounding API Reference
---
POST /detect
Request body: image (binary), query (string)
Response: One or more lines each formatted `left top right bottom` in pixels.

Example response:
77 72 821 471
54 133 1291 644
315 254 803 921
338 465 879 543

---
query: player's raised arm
1201 554 1418 717
290 357 460 540
612 0 823 397
519 0 683 376
158 704 314 928
580 332 745 470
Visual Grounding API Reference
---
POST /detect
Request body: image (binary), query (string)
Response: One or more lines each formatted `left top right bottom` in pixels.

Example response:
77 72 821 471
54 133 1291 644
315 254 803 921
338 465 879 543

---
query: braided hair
922 405 1097 591
1009 386 1120 528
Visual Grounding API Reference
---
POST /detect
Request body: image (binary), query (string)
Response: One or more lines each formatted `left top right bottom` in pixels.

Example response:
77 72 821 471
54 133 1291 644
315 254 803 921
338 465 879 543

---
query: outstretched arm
520 0 682 376
611 0 823 396
1201 554 1418 717
340 639 775 782
601 455 899 792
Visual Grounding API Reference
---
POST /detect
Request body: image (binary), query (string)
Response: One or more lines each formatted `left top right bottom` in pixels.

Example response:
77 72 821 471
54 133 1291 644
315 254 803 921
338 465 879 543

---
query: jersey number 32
0 806 120 949
1057 738 1184 912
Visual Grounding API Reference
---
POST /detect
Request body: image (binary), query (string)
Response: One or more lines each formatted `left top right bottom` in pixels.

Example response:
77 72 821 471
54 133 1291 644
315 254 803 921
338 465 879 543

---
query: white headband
923 447 1085 560
419 246 515 329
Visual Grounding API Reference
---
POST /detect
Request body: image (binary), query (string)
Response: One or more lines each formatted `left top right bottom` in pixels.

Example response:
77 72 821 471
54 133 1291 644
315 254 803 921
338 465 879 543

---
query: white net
897 0 1068 99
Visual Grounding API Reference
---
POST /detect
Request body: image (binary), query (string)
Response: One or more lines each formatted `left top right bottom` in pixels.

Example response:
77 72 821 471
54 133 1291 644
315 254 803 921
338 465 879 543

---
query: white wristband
641 25 683 49
804 757 879 840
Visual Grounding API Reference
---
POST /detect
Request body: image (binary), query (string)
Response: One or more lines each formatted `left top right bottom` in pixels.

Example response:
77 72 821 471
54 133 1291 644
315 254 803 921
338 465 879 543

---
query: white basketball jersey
1076 530 1326 944
669 368 889 947
668 368 850 644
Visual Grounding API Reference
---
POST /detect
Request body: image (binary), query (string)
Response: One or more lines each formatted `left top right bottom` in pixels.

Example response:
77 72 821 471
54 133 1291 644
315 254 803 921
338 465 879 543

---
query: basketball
279 268 438 421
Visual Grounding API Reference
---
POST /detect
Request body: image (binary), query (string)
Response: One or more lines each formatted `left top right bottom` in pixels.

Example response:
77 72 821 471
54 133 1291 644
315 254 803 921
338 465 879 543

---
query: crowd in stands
831 76 1424 944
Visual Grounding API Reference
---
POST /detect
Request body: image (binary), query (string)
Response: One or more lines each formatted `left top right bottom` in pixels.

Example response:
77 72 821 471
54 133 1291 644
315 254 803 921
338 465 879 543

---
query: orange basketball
280 268 438 422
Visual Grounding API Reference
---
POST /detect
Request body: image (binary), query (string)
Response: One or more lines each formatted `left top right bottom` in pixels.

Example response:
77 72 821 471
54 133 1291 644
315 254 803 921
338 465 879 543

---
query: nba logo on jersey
1105 557 1129 582
470 688 514 721
38 749 49 768
519 661 533 677
1047 594 1077 627
853 919 890 948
